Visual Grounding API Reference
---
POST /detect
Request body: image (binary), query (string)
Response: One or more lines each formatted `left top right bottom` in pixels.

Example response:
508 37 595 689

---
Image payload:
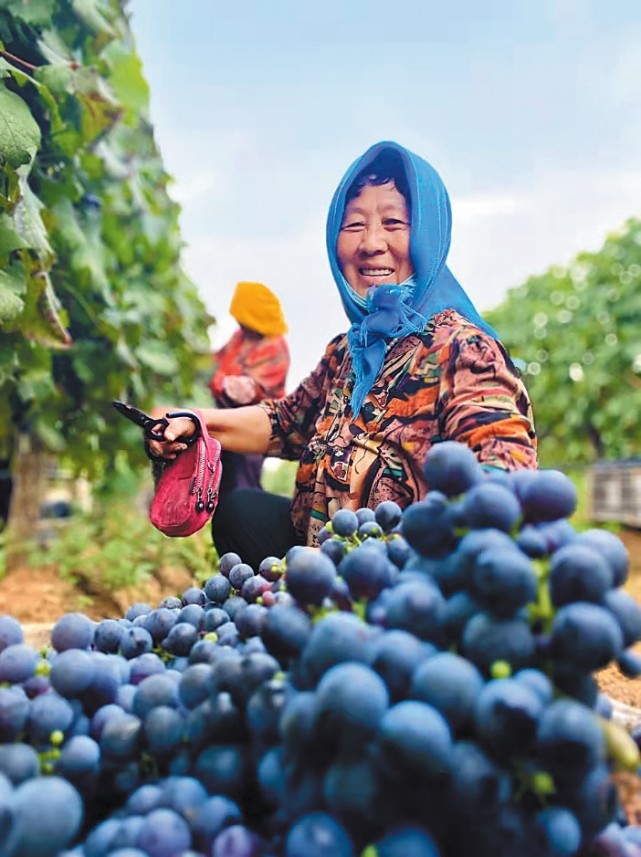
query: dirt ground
2 529 641 706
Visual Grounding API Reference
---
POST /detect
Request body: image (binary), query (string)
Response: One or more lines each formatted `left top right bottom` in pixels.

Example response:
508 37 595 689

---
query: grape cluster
1 441 641 856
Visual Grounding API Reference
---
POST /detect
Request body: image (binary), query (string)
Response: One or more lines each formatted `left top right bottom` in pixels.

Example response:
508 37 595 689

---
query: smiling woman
337 160 413 298
147 141 538 568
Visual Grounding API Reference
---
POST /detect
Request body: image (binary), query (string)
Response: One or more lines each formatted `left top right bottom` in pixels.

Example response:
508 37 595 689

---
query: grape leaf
0 267 26 323
0 85 41 169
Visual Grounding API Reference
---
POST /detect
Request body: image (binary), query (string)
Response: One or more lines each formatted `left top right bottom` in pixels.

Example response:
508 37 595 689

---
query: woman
150 141 537 568
210 281 289 494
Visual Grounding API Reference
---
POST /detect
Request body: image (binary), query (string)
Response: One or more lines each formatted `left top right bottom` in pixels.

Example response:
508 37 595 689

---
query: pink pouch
149 409 222 538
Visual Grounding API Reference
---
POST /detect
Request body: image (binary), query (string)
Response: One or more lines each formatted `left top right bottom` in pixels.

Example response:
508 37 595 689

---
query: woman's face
337 181 413 299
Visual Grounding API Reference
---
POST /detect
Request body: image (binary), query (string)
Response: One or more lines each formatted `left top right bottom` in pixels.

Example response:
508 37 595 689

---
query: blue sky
129 0 641 387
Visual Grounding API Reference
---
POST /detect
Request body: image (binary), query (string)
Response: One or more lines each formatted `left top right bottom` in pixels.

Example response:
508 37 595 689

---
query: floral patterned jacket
259 310 537 546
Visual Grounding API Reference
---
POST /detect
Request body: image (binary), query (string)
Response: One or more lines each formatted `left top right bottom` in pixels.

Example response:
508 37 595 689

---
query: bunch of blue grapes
0 441 641 855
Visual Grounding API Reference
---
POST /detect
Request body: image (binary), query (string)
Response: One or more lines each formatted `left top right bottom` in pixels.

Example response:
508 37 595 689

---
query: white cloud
450 167 641 311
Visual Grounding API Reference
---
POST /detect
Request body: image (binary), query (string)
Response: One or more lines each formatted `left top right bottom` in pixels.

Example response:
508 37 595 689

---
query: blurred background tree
486 218 641 467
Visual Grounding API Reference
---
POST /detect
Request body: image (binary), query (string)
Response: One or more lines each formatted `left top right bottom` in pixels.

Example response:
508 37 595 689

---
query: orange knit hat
229 281 288 337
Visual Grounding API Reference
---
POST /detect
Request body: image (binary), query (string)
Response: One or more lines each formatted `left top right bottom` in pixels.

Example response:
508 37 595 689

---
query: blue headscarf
326 140 497 417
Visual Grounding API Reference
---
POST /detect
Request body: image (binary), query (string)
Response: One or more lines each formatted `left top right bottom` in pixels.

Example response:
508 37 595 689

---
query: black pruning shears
112 400 170 442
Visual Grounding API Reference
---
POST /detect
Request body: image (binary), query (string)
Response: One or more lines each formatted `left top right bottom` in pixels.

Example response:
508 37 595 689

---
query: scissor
112 400 170 442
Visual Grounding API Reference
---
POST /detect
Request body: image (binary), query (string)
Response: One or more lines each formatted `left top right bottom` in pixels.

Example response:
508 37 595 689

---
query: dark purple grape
135 807 191 856
400 491 456 557
386 534 411 568
536 699 606 779
49 648 95 697
0 615 24 652
470 546 537 618
550 603 623 671
285 811 354 857
368 629 434 703
177 603 206 629
120 626 154 659
194 744 248 798
27 691 74 743
577 529 629 587
94 619 125 653
204 574 232 604
339 545 394 601
604 589 641 646
51 612 95 651
300 613 374 684
285 548 336 606
377 700 452 776
191 794 242 852
179 588 203 606
374 825 440 857
161 622 199 657
460 481 522 533
519 468 578 523
356 507 376 525
331 508 360 538
535 806 582 856
240 575 271 604
474 677 544 758
548 543 613 607
0 741 39 785
315 662 389 747
234 603 268 638
213 823 265 857
219 552 243 577
133 674 179 718
320 537 346 565
142 705 184 760
358 520 384 540
384 580 446 644
258 555 284 582
11 776 84 856
411 651 484 733
449 740 511 810
422 440 482 497
0 644 38 684
178 663 211 710
461 612 536 675
99 712 142 762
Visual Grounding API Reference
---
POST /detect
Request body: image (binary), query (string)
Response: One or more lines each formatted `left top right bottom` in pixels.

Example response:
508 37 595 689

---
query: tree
0 0 212 561
486 218 641 466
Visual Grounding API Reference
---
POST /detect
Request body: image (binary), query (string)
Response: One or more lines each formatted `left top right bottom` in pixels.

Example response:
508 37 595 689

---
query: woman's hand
147 410 196 460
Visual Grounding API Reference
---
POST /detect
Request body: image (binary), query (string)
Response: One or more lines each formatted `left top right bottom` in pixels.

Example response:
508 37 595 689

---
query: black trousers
212 488 302 570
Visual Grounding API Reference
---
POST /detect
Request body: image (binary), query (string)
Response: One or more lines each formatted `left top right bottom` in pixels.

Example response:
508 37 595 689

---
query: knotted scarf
326 141 497 417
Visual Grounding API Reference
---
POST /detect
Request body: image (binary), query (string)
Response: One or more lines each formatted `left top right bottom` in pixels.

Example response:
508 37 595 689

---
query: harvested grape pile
1 443 641 856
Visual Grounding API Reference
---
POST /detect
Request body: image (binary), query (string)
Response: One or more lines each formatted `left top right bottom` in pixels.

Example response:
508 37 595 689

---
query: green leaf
134 342 180 376
0 58 62 134
0 84 41 169
12 172 53 256
0 212 29 254
19 269 72 348
4 0 57 27
0 267 26 323
102 42 150 119
71 0 117 37
36 29 75 65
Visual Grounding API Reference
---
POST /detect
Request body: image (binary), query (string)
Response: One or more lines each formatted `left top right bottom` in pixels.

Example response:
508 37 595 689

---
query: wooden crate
588 461 641 528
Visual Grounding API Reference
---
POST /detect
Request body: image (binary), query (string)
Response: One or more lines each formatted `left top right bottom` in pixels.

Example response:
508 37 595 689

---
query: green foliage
262 459 298 498
23 497 216 593
487 219 641 466
0 0 213 484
